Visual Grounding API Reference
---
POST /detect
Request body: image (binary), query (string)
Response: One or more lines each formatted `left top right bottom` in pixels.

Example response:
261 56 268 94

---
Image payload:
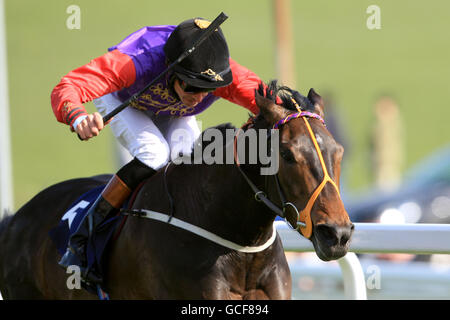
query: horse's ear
307 88 325 118
255 91 288 125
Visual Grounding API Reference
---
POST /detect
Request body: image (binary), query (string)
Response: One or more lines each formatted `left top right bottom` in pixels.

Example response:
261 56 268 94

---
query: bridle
234 99 341 239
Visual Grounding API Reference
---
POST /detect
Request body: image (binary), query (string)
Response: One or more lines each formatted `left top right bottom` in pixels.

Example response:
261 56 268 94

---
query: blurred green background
4 0 450 210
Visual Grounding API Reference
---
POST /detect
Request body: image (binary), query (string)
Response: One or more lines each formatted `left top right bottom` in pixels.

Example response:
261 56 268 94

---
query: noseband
234 101 340 239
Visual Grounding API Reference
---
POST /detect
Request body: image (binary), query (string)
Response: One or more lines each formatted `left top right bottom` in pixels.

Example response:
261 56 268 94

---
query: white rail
275 222 450 300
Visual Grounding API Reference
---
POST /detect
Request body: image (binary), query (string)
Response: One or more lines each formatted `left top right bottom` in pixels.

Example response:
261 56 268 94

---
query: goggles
179 80 216 94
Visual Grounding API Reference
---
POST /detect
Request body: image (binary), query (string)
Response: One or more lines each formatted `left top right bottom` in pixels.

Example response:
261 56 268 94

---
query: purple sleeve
108 25 176 81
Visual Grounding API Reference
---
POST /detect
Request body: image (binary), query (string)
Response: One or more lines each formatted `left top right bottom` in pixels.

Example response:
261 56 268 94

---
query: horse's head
254 81 354 261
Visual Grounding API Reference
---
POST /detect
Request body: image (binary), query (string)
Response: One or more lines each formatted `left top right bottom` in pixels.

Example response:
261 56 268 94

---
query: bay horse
0 81 353 299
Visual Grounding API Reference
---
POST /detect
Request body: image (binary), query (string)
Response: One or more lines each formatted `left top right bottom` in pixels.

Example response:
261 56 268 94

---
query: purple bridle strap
272 111 326 129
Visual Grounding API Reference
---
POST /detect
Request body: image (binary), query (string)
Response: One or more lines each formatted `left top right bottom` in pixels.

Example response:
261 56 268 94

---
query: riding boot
58 174 132 284
58 157 157 285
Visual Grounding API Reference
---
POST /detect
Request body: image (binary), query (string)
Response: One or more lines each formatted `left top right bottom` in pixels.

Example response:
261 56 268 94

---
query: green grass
4 0 450 209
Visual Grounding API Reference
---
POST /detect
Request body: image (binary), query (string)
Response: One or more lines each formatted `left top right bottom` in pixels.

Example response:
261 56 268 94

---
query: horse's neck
165 162 276 246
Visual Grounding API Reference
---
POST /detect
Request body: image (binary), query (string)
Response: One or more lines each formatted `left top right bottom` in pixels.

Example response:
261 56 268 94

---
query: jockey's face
173 79 213 107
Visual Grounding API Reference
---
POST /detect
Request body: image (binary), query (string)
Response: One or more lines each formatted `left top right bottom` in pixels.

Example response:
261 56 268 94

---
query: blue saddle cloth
49 185 125 294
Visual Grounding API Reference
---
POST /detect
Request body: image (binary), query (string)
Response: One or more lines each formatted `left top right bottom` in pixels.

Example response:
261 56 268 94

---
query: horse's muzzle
311 223 355 261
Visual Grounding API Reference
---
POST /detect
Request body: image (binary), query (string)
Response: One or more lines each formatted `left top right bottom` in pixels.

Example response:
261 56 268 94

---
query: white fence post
338 252 367 300
0 0 13 219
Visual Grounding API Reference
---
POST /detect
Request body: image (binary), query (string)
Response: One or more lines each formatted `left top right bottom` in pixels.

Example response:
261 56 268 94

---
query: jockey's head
164 18 233 107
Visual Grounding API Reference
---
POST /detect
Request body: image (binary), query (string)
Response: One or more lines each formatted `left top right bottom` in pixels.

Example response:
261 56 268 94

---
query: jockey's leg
58 94 170 285
58 157 156 284
164 115 201 160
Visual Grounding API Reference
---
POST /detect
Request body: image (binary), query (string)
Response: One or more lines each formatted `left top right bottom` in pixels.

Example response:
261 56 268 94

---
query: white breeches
93 93 201 170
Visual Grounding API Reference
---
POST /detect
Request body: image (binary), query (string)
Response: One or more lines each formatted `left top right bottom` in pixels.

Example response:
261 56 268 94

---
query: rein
234 99 340 239
122 206 277 253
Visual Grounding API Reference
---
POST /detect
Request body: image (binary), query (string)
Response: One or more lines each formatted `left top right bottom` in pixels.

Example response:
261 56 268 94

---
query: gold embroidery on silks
129 100 147 111
149 83 175 102
129 83 197 116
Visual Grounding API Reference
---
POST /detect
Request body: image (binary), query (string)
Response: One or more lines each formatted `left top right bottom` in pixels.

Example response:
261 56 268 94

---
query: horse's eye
280 148 296 163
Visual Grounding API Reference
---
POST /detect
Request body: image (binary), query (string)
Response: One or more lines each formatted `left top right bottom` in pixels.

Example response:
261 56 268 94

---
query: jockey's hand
72 112 106 141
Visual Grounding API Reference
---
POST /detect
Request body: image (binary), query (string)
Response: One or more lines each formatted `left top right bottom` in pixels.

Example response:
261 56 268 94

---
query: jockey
51 17 264 284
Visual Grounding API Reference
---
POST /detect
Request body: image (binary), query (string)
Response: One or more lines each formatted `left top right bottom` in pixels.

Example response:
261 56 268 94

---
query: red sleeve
50 49 136 127
213 58 262 115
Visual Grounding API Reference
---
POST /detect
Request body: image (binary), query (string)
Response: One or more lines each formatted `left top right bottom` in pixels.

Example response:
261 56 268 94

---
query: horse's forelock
254 80 316 127
268 80 315 112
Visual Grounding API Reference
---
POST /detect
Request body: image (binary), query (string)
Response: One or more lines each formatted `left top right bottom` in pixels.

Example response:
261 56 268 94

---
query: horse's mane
188 80 316 160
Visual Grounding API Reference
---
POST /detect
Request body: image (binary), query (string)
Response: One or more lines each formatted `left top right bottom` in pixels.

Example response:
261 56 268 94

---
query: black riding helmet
164 18 233 89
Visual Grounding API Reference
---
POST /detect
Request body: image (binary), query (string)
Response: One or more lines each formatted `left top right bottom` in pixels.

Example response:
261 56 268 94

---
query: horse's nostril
339 230 350 246
316 224 338 246
316 224 354 247
338 224 354 247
